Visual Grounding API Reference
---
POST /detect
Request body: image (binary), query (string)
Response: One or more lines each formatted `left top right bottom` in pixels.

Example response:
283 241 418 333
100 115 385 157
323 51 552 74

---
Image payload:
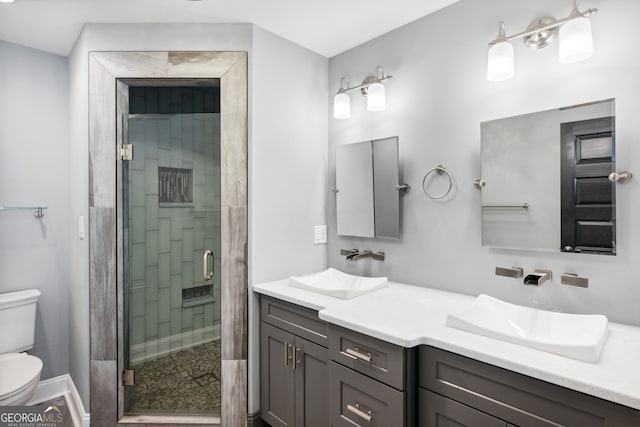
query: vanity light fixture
487 0 597 82
333 66 392 119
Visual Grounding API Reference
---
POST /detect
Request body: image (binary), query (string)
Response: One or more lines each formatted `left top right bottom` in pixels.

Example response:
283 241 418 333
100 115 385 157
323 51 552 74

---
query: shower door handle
203 250 214 282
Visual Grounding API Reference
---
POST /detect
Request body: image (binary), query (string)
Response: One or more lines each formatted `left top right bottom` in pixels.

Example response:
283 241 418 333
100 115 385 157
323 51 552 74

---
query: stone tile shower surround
89 51 248 426
127 113 222 366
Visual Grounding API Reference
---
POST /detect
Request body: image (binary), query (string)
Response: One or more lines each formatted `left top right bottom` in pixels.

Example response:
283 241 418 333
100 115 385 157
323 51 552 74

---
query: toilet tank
0 289 41 353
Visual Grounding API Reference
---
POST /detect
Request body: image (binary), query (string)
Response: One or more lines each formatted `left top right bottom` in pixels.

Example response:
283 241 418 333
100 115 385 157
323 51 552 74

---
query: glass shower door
122 112 221 415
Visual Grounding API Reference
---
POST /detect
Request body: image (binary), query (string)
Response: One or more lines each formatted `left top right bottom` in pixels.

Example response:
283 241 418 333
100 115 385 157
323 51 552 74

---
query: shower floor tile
128 339 221 414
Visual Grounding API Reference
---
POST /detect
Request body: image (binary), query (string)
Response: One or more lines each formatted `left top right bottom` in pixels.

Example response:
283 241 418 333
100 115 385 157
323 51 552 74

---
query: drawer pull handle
346 347 372 363
293 347 301 370
284 342 293 366
347 403 373 422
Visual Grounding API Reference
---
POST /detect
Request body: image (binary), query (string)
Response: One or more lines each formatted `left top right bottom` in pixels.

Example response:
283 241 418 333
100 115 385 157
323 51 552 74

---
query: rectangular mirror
336 136 400 238
480 99 616 255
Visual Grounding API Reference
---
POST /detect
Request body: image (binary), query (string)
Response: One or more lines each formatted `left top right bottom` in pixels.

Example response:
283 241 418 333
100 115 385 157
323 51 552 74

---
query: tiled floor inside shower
128 339 221 414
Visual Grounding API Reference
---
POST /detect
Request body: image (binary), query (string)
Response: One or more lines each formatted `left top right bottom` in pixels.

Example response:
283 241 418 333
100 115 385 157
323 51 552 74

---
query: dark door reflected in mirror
480 99 616 255
561 116 615 255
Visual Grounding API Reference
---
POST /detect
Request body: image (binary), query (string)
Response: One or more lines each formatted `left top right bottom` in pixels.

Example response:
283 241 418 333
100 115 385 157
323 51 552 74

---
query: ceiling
0 0 460 58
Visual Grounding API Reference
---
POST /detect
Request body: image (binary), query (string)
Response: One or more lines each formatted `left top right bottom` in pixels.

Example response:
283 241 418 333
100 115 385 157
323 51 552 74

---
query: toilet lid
0 353 43 397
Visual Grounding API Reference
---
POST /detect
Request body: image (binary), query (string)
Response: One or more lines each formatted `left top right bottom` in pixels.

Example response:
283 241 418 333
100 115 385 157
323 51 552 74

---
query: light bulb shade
559 16 593 64
367 82 386 112
333 92 351 119
487 41 514 82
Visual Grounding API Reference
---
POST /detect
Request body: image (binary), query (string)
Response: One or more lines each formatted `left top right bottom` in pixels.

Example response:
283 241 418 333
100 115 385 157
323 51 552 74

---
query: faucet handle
340 248 358 256
495 266 523 278
561 273 588 288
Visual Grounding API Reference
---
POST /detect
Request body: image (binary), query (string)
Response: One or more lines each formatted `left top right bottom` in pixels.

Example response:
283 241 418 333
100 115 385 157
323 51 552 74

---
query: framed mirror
480 99 616 255
336 136 401 239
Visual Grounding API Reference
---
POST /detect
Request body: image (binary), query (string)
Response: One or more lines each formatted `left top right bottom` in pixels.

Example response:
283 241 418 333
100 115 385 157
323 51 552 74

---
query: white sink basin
288 268 388 299
446 294 608 362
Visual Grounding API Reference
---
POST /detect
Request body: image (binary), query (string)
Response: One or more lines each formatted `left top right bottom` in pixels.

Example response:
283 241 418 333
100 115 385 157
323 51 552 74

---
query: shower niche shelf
182 284 215 308
0 206 47 218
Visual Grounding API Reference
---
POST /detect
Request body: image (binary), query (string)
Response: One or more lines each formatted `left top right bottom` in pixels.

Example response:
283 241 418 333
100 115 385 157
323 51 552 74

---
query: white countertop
253 278 640 411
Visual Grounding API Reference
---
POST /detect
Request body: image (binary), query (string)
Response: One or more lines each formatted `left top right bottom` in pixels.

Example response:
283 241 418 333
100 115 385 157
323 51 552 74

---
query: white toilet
0 289 43 406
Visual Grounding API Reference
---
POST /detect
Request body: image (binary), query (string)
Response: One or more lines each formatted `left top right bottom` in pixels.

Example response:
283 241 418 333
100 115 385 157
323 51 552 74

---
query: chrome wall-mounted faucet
340 248 385 262
523 269 552 286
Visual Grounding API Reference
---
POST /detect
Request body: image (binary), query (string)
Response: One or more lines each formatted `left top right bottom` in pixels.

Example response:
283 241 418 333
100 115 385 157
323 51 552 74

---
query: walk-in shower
122 85 221 415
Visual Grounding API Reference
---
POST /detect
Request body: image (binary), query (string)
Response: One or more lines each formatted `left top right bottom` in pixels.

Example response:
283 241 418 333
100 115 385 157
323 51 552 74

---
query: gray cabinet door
330 361 404 426
261 322 295 427
294 336 330 427
419 346 640 427
419 388 507 427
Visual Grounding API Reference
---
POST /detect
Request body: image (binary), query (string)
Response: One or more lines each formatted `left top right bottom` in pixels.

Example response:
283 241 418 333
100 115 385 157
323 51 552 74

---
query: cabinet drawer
330 361 404 427
419 346 640 427
419 388 507 427
329 324 405 390
260 295 328 347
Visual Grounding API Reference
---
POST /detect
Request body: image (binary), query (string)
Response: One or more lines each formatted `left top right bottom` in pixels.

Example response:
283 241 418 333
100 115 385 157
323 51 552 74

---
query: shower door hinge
120 144 133 161
122 369 135 386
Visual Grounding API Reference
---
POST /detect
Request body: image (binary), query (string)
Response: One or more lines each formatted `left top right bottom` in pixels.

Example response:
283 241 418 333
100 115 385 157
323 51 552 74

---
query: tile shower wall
127 112 221 366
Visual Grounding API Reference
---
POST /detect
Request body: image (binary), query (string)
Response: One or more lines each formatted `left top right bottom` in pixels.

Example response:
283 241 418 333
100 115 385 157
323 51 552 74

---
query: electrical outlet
313 225 327 244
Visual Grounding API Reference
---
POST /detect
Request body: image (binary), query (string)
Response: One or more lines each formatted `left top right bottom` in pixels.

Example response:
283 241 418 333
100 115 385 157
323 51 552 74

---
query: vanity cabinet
329 324 416 427
260 296 330 427
418 346 640 427
259 294 640 427
260 296 415 427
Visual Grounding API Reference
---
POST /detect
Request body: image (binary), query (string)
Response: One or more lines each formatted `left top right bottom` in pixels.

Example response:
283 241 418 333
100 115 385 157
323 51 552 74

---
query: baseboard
131 324 220 366
248 411 267 427
28 374 90 427
28 375 68 406
65 374 91 427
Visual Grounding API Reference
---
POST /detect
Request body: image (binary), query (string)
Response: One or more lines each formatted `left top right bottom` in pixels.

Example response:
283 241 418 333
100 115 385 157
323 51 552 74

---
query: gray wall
0 40 69 380
250 25 329 414
328 0 640 325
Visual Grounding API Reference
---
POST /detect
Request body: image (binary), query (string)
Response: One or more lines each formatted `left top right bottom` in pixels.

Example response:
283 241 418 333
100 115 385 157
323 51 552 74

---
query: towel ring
422 165 453 199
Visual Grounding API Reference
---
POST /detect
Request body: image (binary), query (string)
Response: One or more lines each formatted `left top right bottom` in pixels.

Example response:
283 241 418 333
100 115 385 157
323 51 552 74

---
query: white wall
250 25 328 413
67 29 91 411
0 40 69 380
328 0 640 326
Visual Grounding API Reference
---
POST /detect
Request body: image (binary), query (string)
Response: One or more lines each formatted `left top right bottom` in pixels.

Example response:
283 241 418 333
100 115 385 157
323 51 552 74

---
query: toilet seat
0 353 43 405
